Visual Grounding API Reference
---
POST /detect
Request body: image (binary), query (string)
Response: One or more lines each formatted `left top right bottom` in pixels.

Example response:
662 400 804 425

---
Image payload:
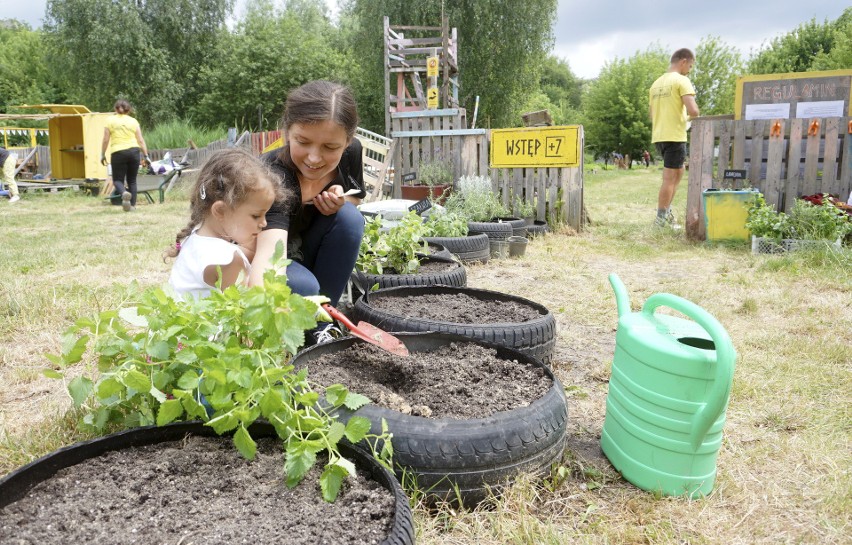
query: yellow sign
426 56 439 77
490 126 581 168
427 87 439 109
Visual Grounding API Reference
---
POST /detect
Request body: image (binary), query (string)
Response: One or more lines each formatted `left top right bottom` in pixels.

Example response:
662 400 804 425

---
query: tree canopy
1 3 848 158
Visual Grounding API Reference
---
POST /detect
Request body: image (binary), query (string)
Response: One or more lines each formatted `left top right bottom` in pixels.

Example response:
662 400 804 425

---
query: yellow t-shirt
649 72 695 143
106 114 141 155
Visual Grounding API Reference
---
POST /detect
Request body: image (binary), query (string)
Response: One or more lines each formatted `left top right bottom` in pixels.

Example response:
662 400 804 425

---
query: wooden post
784 118 804 212
764 119 785 208
383 16 391 136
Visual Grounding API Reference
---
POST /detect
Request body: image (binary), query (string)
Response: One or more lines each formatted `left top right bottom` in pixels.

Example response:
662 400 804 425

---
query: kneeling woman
250 80 366 339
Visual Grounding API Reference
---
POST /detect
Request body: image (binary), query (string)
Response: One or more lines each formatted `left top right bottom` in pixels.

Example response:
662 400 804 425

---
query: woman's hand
313 184 345 216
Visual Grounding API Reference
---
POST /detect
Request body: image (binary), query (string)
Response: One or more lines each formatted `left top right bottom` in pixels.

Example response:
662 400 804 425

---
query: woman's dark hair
281 80 359 138
277 80 359 167
165 148 289 259
114 100 132 114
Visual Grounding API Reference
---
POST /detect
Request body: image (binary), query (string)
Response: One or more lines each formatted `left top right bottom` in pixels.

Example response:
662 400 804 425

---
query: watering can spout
609 273 631 319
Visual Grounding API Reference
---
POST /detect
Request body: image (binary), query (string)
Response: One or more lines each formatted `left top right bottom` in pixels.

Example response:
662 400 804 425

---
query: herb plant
423 210 468 237
512 196 536 219
444 175 509 221
45 245 393 502
416 157 453 187
357 212 429 274
747 193 852 241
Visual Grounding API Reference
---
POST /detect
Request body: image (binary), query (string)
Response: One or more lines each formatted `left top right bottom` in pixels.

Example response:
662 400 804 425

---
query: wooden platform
18 181 80 193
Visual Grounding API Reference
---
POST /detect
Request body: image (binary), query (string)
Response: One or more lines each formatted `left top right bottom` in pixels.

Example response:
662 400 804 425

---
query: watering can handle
643 292 736 451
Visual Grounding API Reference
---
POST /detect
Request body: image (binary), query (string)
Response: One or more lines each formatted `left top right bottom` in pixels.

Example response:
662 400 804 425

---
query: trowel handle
643 293 736 451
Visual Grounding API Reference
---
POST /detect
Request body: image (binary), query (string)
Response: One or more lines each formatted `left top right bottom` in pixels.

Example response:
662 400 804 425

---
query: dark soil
0 436 395 545
386 259 457 275
368 292 544 323
303 342 552 419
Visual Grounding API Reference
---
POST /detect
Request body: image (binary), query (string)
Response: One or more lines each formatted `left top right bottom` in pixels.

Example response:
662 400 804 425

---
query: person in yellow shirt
649 48 700 227
101 100 150 212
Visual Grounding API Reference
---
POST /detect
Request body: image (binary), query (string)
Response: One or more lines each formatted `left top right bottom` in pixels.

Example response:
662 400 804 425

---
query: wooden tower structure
383 16 460 136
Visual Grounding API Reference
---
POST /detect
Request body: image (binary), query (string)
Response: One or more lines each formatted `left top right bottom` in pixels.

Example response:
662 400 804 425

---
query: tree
191 0 350 130
691 36 743 116
342 0 558 132
747 16 838 74
44 0 181 122
811 7 852 70
582 48 667 166
43 0 232 123
0 21 64 111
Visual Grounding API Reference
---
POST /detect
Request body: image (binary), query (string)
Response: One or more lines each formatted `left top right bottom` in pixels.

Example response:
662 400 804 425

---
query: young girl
168 148 288 299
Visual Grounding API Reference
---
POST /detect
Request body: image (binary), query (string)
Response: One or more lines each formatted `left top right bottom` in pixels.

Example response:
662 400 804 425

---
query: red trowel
322 304 410 357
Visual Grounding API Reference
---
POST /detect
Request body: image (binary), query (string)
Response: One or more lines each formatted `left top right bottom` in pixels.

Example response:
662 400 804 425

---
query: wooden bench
355 128 395 201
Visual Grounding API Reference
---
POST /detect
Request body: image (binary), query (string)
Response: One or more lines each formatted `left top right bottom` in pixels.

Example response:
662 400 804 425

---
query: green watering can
601 274 736 499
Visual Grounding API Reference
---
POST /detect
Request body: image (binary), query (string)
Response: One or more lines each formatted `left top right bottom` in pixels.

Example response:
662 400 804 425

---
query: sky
2 0 847 80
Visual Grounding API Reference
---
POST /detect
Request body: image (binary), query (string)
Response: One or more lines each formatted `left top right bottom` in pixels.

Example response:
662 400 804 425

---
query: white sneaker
8 195 20 204
121 191 132 212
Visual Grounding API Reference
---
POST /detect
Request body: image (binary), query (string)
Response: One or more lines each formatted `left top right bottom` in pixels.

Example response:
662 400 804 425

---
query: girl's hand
313 185 345 216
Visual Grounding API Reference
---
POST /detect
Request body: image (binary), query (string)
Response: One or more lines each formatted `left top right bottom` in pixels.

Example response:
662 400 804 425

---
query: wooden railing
686 116 852 240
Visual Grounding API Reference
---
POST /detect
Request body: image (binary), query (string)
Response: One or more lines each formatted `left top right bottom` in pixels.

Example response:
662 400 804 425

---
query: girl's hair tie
175 241 182 251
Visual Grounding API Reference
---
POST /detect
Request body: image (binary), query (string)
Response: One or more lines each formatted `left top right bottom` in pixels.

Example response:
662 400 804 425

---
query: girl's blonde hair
165 147 288 259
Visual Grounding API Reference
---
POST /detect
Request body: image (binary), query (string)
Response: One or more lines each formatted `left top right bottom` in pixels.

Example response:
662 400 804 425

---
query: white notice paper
796 100 845 119
745 103 791 120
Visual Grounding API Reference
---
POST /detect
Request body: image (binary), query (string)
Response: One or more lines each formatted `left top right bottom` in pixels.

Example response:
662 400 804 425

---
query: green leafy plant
45 245 392 502
747 193 852 241
512 195 536 219
357 212 429 274
423 210 468 238
416 157 453 187
444 175 510 221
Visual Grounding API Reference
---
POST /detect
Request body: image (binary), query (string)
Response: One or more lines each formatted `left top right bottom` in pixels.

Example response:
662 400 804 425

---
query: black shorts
655 142 686 169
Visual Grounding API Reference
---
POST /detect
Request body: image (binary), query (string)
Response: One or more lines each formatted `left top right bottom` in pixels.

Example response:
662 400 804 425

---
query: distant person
0 146 21 204
643 149 650 167
649 48 700 227
101 100 151 212
167 148 287 299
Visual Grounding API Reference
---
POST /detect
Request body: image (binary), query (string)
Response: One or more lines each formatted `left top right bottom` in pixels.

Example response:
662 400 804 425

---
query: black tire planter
294 332 568 506
419 241 454 261
466 220 513 241
493 216 528 238
423 233 490 264
355 255 467 291
0 421 414 545
354 285 557 364
526 220 549 237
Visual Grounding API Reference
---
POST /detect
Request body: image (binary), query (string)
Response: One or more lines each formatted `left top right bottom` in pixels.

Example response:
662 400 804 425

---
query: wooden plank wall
686 116 852 240
391 110 585 231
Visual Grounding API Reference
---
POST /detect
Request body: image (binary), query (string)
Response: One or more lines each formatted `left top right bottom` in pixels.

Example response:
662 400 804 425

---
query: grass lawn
1 166 850 543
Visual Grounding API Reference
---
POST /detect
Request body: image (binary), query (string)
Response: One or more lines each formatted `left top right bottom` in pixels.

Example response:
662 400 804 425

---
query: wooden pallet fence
686 116 852 240
391 110 584 231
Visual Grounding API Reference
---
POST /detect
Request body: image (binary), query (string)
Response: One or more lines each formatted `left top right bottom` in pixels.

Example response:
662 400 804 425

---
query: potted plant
355 212 466 290
400 156 453 203
746 193 851 254
39 245 395 502
422 210 491 264
512 195 537 226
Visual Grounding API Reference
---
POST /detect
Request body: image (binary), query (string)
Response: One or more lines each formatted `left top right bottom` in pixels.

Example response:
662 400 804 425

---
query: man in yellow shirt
649 48 700 227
